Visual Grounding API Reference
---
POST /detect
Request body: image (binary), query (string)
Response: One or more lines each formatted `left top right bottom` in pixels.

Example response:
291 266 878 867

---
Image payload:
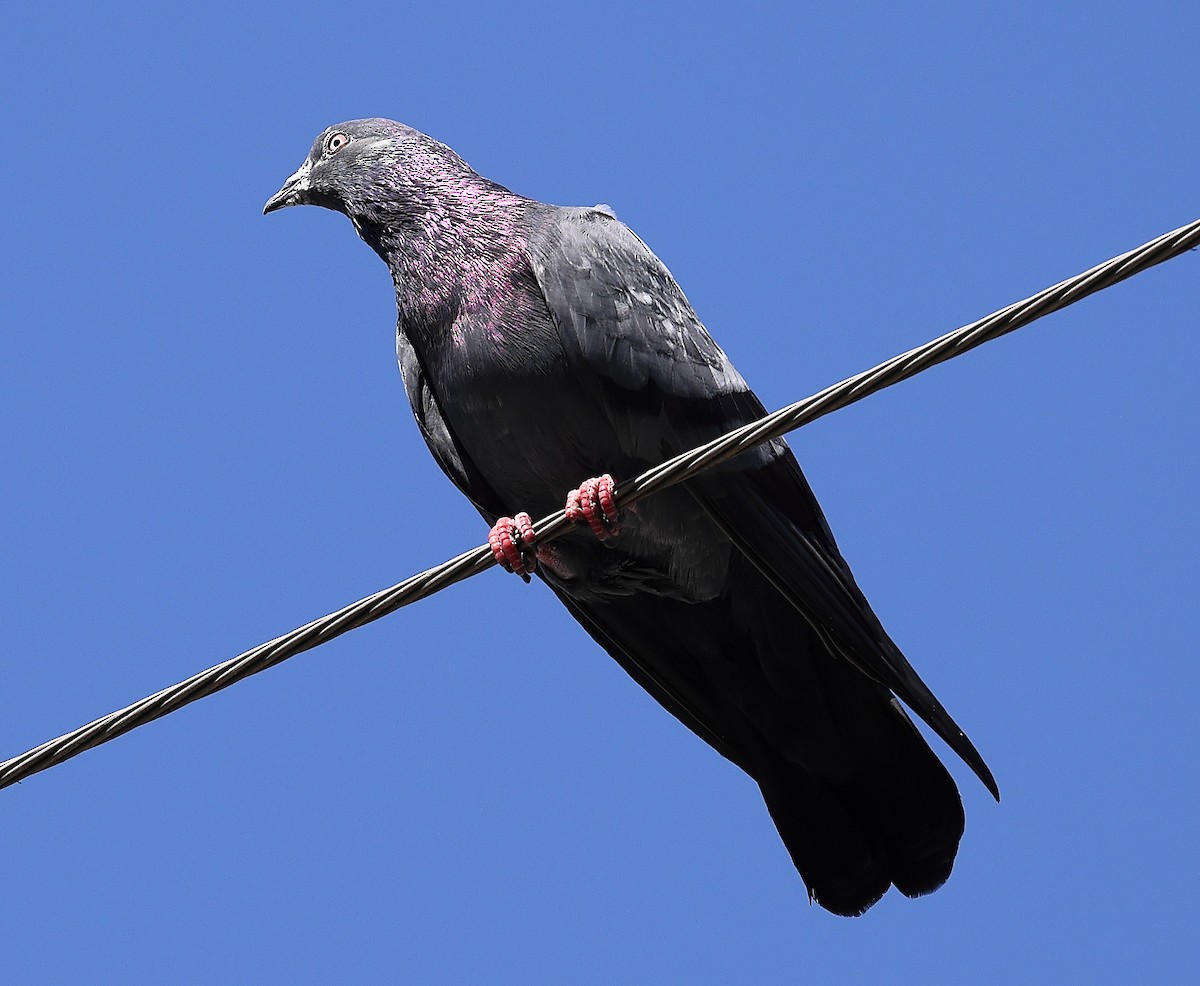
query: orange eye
325 132 349 155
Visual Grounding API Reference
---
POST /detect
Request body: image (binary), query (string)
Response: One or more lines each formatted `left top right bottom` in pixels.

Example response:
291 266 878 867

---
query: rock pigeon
264 119 998 916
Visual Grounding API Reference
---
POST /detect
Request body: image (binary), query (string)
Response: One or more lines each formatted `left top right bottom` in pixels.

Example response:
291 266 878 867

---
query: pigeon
264 119 998 916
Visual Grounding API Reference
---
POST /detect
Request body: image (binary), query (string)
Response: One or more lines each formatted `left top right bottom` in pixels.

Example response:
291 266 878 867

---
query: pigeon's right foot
488 512 537 581
565 474 621 540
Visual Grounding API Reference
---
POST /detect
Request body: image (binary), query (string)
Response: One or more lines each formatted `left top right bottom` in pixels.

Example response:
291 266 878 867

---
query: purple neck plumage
349 154 530 332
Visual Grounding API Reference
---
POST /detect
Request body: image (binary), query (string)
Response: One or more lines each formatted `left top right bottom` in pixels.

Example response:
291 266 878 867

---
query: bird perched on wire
264 118 997 916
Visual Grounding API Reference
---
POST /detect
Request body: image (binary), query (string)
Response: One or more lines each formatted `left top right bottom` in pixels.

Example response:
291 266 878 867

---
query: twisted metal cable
3 217 1198 791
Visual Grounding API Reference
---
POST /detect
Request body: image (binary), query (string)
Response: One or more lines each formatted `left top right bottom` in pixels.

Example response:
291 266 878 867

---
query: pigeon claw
488 512 537 581
565 474 621 540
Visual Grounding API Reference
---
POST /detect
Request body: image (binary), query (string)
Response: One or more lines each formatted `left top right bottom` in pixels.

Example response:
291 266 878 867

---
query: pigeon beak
263 160 313 215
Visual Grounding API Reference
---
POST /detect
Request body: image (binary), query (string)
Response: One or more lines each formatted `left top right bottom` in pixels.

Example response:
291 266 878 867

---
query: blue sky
2 3 1197 983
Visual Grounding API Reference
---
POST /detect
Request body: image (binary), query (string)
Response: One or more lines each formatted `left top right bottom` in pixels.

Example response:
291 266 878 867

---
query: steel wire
2 216 1197 791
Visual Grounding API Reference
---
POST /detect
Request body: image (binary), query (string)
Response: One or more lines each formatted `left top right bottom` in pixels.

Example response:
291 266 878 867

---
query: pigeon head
263 118 483 236
264 117 527 298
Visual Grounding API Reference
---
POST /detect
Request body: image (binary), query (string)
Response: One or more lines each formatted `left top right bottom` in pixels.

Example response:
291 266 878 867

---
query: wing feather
527 207 997 798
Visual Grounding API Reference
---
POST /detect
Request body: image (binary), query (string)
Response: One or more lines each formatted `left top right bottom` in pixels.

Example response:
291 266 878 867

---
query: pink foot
565 474 621 540
488 512 537 581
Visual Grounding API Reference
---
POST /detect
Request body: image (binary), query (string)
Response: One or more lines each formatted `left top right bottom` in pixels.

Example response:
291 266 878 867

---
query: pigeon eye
325 132 349 155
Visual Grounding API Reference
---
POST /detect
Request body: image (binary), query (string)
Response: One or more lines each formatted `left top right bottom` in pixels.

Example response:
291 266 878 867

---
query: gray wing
526 207 997 799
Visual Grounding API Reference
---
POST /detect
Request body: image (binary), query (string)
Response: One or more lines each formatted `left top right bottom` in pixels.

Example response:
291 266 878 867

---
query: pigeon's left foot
488 512 537 582
566 474 621 540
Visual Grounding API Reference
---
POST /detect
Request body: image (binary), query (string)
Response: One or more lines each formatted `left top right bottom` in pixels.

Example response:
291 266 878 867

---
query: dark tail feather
756 762 891 916
756 713 965 916
746 604 966 913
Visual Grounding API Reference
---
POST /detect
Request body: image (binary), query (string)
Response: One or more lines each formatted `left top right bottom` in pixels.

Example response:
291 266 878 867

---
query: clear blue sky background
2 4 1197 983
